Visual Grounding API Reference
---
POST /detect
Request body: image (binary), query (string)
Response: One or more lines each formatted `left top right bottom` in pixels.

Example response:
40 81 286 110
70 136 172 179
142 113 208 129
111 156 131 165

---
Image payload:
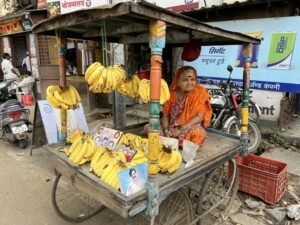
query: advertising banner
267 32 296 70
47 0 108 17
235 32 262 68
186 17 300 92
0 17 33 36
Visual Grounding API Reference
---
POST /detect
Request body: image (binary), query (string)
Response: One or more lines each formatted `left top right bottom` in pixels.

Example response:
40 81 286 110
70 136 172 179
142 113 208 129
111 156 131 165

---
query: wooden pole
241 43 252 157
56 31 68 141
148 20 166 175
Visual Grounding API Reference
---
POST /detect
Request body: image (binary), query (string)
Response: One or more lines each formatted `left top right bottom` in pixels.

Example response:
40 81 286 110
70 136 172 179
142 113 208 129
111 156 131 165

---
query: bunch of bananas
117 74 140 98
90 147 148 190
66 129 85 144
85 62 126 93
138 79 170 104
118 133 148 153
65 134 96 165
46 85 81 110
158 149 182 174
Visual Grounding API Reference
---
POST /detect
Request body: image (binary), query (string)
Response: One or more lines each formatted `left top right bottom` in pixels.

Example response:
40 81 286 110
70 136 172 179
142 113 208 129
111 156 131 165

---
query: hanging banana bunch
138 79 170 104
85 62 126 93
46 85 81 110
116 74 140 98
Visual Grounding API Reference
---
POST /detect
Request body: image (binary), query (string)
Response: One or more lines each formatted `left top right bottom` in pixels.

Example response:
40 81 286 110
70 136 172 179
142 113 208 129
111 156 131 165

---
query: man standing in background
22 52 31 74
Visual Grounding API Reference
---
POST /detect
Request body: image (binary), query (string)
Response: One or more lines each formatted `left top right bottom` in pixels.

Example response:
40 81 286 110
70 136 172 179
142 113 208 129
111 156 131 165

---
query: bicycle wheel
226 120 261 154
52 173 105 223
132 189 193 225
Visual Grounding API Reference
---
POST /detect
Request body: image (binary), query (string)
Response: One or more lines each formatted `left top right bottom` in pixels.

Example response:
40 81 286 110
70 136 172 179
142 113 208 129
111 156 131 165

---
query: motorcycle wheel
226 120 261 154
19 139 27 149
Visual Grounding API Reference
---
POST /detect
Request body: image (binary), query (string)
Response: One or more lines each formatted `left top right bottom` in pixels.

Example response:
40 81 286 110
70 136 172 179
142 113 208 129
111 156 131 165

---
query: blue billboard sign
186 17 300 92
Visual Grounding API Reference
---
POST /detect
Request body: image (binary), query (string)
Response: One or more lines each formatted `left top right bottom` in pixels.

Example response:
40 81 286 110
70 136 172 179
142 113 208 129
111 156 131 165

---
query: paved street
1 136 300 225
0 141 125 225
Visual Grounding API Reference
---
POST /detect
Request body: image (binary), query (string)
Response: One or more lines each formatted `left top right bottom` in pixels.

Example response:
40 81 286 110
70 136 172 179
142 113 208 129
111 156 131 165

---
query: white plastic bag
159 136 179 150
287 204 300 220
182 140 199 168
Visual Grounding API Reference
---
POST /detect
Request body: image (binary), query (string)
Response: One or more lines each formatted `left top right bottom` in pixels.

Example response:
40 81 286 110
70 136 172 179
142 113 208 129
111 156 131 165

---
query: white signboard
250 90 284 121
37 100 89 144
47 0 109 16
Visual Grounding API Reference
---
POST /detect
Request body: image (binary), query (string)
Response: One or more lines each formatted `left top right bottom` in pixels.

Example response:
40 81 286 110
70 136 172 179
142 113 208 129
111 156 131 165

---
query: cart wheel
132 189 193 225
196 161 239 225
52 173 105 223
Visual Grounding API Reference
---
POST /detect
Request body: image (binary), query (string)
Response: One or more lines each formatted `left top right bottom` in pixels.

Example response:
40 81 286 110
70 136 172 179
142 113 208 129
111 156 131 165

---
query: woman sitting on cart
145 66 211 146
162 66 211 146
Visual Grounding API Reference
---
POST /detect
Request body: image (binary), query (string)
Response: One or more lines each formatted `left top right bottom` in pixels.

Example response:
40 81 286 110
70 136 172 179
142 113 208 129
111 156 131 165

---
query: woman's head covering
170 66 199 91
164 66 212 128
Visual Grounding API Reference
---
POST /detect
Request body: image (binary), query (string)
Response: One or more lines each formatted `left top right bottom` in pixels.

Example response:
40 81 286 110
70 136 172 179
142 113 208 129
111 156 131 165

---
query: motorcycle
0 99 33 149
203 65 262 154
0 80 17 103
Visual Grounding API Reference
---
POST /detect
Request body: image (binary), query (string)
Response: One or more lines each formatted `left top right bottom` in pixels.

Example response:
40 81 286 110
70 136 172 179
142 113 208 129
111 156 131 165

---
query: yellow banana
101 158 118 182
166 151 182 174
148 163 159 175
69 85 81 102
163 150 182 173
87 64 105 85
85 62 102 81
53 89 72 107
62 87 76 109
72 139 89 164
46 85 61 109
69 139 84 161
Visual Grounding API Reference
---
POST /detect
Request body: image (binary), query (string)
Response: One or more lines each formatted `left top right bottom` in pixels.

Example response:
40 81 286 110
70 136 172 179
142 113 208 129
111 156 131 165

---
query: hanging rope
101 20 109 67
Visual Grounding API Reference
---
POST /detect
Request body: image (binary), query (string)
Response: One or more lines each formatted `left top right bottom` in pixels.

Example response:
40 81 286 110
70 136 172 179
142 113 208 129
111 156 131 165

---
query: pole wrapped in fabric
56 32 67 141
241 44 252 157
148 20 166 175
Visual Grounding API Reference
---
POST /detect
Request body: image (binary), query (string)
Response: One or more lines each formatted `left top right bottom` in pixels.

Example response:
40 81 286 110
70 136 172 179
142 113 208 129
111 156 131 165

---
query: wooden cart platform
45 129 241 220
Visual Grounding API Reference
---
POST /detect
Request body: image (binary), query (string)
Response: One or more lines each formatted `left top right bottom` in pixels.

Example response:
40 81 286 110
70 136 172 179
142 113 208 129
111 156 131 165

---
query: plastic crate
234 154 287 204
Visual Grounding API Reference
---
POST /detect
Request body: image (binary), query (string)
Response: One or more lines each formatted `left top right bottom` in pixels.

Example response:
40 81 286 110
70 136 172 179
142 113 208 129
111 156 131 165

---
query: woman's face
178 70 196 92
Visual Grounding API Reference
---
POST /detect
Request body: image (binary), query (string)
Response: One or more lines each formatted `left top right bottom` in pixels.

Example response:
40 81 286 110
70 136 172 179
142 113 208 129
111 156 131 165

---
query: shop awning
32 1 260 45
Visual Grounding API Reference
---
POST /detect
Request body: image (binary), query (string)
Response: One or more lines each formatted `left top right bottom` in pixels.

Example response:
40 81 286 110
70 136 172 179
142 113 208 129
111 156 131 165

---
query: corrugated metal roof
32 1 260 45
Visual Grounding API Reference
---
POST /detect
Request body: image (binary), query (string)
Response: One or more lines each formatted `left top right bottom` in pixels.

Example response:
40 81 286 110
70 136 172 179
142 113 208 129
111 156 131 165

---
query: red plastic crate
234 154 287 204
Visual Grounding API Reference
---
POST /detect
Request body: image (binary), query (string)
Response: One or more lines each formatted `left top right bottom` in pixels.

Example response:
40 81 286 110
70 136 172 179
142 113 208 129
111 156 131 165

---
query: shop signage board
186 17 300 92
47 0 109 17
0 16 33 36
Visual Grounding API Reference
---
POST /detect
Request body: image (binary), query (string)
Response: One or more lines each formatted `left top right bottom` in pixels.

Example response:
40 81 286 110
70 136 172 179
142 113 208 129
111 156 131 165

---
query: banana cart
33 2 260 224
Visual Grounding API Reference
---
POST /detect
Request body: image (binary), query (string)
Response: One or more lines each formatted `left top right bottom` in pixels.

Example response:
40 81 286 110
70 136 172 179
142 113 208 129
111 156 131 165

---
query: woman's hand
170 126 182 138
163 128 171 137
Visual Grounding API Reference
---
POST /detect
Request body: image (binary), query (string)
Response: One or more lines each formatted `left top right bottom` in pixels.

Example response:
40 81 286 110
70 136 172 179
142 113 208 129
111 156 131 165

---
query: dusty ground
0 103 299 225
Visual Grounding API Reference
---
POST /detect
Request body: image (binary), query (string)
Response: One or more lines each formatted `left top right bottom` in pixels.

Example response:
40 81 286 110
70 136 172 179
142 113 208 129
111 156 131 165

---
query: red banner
0 19 23 35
